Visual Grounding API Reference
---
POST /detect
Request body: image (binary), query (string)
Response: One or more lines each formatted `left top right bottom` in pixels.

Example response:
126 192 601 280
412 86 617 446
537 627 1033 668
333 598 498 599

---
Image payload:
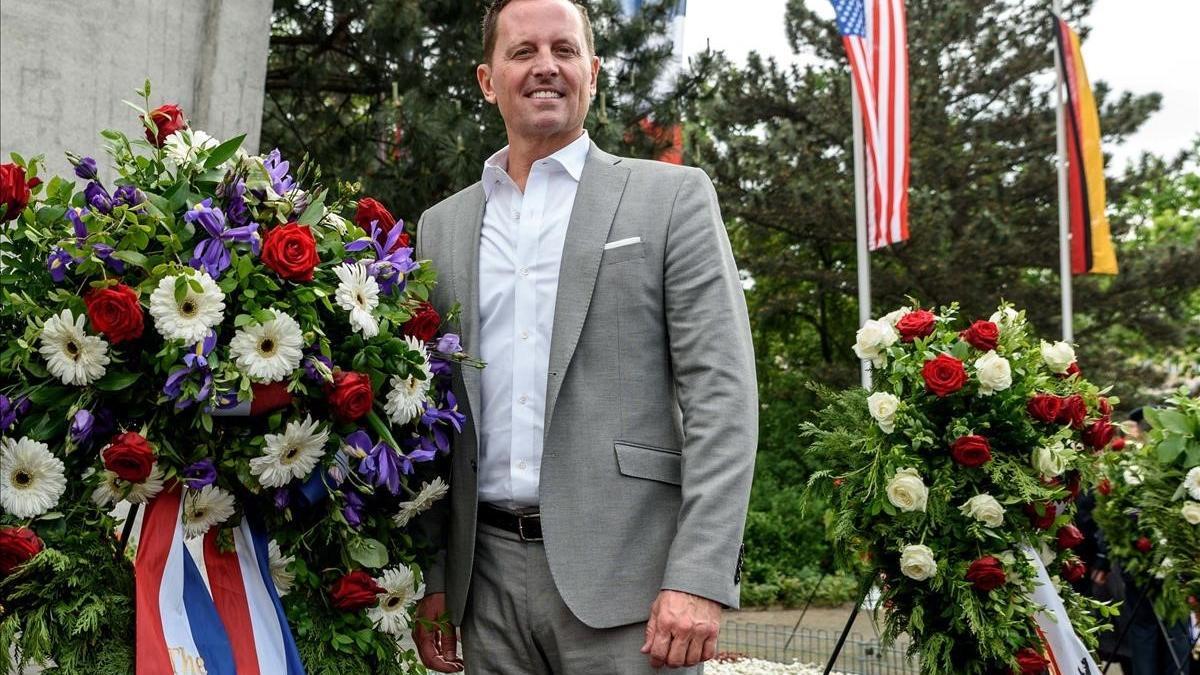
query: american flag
831 0 910 250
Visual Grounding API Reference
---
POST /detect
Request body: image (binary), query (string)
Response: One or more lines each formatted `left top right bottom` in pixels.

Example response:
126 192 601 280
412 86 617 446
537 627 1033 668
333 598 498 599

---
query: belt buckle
517 514 543 542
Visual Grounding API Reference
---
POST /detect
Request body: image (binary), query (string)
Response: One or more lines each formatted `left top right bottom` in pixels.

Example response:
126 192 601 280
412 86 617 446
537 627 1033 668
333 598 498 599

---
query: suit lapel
451 183 485 450
543 145 630 434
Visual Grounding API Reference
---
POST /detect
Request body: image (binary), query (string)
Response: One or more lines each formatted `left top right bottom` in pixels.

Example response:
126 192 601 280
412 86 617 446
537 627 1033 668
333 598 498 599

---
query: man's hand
412 593 464 673
640 590 722 669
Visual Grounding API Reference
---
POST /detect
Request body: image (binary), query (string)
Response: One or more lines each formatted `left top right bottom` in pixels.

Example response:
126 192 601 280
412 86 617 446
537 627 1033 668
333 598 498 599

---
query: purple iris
84 182 112 214
302 351 334 384
0 395 31 431
183 458 218 489
113 185 144 209
72 156 99 180
262 149 295 196
353 432 406 495
92 244 126 274
345 221 419 295
164 331 217 409
402 436 440 464
342 490 365 529
222 177 252 227
47 247 77 283
186 198 260 278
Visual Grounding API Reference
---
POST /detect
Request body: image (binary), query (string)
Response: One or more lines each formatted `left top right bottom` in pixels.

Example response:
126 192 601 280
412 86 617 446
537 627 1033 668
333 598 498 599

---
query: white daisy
1185 467 1200 501
394 477 449 527
38 309 110 386
367 565 424 636
250 415 329 488
333 262 380 338
149 272 226 344
183 485 236 538
267 540 296 597
91 465 166 507
163 129 220 167
230 309 305 382
0 437 67 518
384 336 434 426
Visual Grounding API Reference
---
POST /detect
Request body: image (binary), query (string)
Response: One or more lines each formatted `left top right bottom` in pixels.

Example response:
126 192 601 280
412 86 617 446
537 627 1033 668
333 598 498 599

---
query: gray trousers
462 523 702 675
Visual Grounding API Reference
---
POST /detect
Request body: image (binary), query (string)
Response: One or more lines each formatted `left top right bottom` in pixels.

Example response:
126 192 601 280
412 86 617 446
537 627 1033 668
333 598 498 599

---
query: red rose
1134 536 1153 553
329 570 384 611
355 198 409 250
1056 524 1084 550
0 526 44 576
959 320 1000 351
1097 478 1112 496
1081 419 1115 451
1057 362 1081 379
1065 472 1082 501
328 370 374 423
402 302 442 342
261 223 319 282
0 163 34 222
950 435 992 468
1024 502 1057 530
1061 558 1087 583
965 556 1006 592
1110 436 1126 451
1098 397 1113 417
84 284 144 344
102 431 156 482
142 104 188 147
896 309 936 342
1014 647 1049 674
1057 394 1087 429
1026 394 1064 424
921 354 968 397
249 382 294 416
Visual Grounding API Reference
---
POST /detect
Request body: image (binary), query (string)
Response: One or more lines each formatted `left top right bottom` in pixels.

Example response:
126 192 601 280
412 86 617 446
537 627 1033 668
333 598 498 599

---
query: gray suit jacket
415 142 757 629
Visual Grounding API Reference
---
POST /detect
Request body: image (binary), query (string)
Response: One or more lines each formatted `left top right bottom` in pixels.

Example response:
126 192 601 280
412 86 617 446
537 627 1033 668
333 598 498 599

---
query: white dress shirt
476 131 591 508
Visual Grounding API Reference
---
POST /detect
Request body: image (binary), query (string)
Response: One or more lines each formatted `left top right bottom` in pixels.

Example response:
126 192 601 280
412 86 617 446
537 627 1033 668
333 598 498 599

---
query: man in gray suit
411 0 757 672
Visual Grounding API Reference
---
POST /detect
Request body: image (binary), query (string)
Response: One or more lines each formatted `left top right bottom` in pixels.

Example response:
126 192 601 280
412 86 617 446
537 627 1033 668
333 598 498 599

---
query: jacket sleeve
658 168 758 608
412 210 450 596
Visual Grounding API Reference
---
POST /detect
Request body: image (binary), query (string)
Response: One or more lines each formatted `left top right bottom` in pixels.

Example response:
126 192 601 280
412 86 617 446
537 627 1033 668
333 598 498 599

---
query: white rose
899 544 937 581
886 468 928 513
867 392 900 433
1123 465 1144 486
1185 467 1200 501
880 307 911 328
996 550 1017 567
989 306 1019 325
960 494 1005 528
853 320 898 365
1181 501 1200 526
1039 542 1058 567
1040 340 1076 374
974 351 1012 396
1033 442 1072 479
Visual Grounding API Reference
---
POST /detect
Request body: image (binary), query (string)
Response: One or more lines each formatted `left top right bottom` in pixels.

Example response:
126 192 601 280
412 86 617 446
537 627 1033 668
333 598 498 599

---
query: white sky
682 0 1200 169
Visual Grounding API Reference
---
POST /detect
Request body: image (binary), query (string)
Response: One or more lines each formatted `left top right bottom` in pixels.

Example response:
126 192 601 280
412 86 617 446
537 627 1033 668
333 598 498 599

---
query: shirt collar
481 130 591 199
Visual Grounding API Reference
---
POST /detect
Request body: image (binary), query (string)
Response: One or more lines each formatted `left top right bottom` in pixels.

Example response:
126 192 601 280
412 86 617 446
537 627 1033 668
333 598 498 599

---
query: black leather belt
479 504 543 542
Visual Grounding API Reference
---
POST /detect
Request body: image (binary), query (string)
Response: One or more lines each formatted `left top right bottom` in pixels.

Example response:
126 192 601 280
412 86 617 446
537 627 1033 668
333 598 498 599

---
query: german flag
1054 17 1118 275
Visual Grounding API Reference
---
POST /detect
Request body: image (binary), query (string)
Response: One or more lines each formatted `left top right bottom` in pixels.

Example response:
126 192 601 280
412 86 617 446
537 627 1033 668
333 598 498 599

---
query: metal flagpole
1053 0 1074 342
853 85 873 389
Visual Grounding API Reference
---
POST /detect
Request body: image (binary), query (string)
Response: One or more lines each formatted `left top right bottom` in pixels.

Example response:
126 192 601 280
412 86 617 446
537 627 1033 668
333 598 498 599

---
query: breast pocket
614 442 681 485
601 241 646 265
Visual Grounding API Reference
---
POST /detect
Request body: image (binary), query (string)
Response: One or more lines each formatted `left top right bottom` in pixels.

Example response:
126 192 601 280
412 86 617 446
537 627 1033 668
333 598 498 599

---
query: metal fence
718 621 920 675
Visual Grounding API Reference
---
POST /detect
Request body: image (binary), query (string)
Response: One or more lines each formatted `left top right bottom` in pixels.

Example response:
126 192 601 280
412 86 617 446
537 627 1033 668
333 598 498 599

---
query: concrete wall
0 0 272 180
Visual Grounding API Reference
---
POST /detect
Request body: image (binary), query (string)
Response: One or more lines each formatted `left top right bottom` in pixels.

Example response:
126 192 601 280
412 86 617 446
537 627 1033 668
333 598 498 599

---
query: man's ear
477 63 497 104
589 55 600 96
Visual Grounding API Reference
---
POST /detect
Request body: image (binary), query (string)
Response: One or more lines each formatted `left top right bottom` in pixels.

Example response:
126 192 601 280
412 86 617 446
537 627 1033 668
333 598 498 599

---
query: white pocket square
603 237 642 250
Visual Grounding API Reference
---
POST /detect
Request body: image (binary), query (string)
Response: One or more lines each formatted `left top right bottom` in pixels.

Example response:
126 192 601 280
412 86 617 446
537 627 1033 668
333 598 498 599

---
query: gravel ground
707 656 846 674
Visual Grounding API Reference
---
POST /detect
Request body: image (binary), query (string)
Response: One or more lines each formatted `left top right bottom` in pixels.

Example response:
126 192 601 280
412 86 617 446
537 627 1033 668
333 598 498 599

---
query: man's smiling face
477 0 600 148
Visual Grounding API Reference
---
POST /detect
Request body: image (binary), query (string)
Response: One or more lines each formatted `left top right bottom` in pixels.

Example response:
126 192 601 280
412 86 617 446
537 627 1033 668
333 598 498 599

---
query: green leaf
27 386 71 406
204 134 246 169
252 309 275 324
296 190 327 227
110 250 148 268
1156 434 1185 464
174 276 189 304
347 537 389 569
93 371 141 392
36 206 67 228
1154 409 1192 435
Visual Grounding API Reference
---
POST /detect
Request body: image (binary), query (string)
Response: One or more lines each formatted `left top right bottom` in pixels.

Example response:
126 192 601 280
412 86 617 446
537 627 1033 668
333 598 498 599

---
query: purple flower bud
183 458 218 490
0 395 30 431
67 207 88 242
436 333 462 355
70 409 96 445
92 244 126 274
73 156 99 180
84 182 112 214
302 352 334 384
273 488 291 510
342 490 365 529
113 185 144 209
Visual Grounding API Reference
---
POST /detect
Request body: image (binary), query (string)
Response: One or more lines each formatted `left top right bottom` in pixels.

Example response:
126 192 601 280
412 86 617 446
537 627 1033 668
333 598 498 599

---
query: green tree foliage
680 0 1198 590
262 0 683 220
